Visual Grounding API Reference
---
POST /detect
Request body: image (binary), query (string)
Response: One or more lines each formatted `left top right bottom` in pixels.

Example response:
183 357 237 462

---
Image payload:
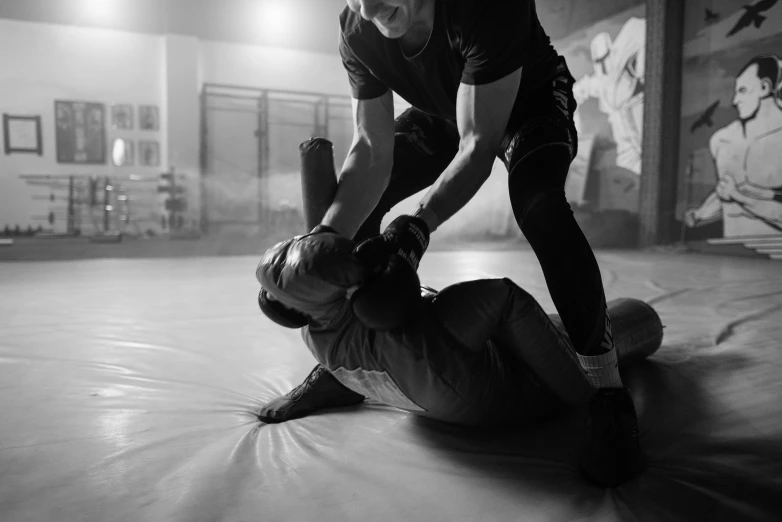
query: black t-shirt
339 0 560 123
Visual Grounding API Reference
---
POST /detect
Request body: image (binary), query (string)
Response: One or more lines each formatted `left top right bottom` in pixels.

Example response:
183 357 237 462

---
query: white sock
577 349 623 389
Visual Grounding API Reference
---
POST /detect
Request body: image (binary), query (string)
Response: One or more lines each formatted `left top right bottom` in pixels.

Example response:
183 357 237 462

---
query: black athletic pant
353 58 610 357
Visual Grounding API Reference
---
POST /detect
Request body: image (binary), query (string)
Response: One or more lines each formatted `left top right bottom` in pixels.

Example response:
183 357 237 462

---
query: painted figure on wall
572 17 646 175
685 54 782 237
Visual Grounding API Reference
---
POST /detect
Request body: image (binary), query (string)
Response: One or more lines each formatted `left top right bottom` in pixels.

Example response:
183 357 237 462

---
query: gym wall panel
0 19 165 233
677 0 782 260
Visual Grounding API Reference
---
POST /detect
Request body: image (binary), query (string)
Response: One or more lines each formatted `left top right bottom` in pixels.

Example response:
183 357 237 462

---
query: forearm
321 141 393 239
695 192 723 222
732 189 782 227
417 142 496 232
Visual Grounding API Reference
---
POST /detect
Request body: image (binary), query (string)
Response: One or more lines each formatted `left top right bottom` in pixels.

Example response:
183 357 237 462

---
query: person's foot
258 365 365 423
579 387 644 487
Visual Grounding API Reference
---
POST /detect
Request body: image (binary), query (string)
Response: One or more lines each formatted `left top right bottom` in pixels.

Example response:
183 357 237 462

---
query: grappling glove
354 214 430 273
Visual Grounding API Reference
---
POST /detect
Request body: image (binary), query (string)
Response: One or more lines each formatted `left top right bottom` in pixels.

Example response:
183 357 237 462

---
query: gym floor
1 247 781 521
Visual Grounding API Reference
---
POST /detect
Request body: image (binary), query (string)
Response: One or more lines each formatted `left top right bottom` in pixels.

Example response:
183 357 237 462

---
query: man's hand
717 175 738 201
684 208 699 228
354 215 430 272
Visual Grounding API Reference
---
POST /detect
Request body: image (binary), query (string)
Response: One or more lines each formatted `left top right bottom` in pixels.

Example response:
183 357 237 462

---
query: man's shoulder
713 120 743 139
709 120 744 151
339 6 371 40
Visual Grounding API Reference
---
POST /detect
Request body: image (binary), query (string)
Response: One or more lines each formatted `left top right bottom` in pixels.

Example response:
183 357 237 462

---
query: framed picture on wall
111 104 134 130
3 114 43 155
139 105 159 131
54 100 106 164
112 138 134 166
139 140 160 167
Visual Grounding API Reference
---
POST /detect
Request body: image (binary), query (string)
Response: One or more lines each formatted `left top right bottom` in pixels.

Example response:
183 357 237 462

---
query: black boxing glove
256 224 343 329
354 215 430 273
350 252 422 331
308 223 337 236
258 288 309 328
256 223 366 329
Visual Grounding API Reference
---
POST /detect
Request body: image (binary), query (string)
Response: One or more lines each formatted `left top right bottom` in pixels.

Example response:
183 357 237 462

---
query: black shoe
258 365 364 423
579 387 644 487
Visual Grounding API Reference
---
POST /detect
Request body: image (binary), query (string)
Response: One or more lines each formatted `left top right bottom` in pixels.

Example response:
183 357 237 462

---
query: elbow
458 136 497 178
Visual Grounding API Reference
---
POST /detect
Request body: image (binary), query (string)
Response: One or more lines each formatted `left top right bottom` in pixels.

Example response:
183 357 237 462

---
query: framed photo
111 138 134 166
54 100 106 164
139 105 159 131
111 104 134 130
139 140 160 167
3 114 43 155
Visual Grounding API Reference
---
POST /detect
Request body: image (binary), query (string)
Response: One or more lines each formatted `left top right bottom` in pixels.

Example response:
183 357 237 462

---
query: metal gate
200 84 352 235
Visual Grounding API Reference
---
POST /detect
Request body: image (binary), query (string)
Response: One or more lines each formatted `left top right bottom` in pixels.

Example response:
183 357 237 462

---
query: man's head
733 55 781 120
590 32 613 77
346 0 429 39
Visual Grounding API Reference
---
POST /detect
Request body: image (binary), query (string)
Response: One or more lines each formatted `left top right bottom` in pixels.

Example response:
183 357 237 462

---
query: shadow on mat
405 352 782 518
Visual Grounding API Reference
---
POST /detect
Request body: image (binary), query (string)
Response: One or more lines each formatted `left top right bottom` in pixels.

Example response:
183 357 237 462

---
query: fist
350 253 421 331
716 175 737 201
684 208 699 228
354 215 430 273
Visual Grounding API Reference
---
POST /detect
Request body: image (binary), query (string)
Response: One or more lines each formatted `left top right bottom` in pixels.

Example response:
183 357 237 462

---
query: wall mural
679 0 782 259
554 3 645 247
557 4 646 215
572 16 646 177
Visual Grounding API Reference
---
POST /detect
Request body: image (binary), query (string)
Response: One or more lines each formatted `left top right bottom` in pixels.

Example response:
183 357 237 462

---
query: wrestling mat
1 248 781 521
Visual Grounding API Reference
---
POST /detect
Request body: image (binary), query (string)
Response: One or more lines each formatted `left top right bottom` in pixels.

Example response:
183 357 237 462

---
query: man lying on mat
254 139 663 487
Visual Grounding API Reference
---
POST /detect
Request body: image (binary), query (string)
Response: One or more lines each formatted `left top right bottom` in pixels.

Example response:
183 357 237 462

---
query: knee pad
393 109 459 179
394 108 460 157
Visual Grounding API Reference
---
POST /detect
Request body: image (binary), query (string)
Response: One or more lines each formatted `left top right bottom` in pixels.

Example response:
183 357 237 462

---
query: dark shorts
392 55 578 177
499 56 579 174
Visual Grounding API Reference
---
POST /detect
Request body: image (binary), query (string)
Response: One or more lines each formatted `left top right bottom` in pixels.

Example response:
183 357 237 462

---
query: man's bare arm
732 183 782 229
416 68 522 233
687 191 723 226
321 91 396 239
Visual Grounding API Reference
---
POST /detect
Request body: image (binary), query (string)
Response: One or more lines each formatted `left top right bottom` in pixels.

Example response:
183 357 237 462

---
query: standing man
259 0 643 487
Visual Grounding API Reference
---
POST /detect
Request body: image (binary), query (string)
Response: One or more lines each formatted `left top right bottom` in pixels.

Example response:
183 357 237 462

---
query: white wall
0 19 165 232
199 40 349 97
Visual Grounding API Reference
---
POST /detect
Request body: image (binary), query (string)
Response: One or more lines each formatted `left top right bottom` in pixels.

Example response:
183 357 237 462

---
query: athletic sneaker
258 364 365 424
579 387 644 487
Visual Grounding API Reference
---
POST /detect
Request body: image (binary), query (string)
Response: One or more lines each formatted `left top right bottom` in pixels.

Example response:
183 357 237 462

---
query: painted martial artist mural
556 5 645 212
553 2 645 246
571 17 645 178
679 0 782 259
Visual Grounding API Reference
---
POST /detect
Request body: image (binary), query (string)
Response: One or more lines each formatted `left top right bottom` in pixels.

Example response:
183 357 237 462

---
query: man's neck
744 98 782 139
399 0 435 56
